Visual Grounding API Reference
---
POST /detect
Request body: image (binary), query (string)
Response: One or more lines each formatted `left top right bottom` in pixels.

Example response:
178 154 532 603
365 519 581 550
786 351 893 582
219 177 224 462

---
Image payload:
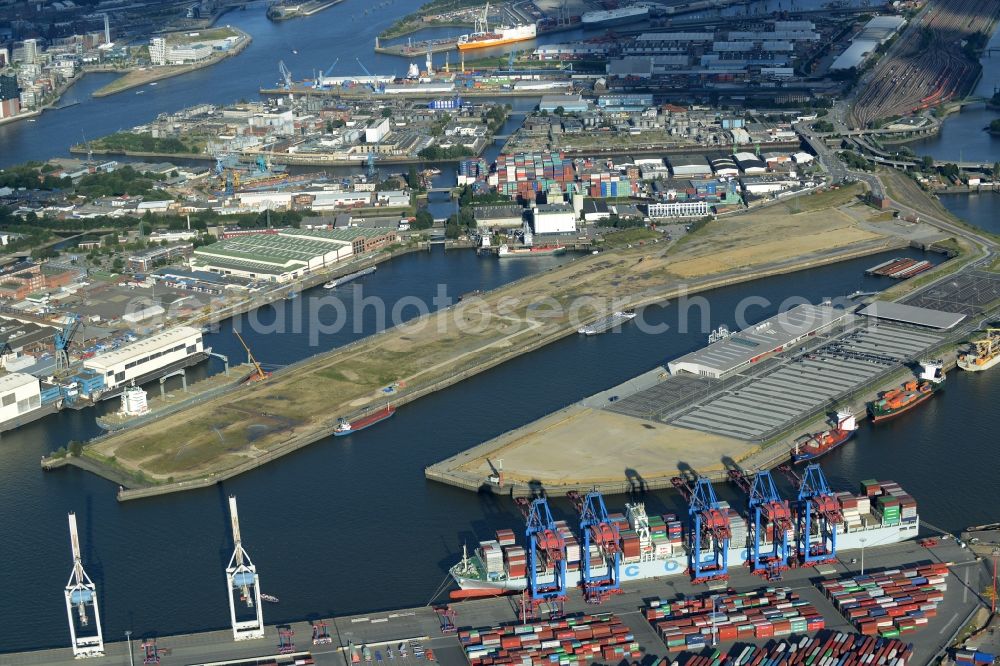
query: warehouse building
647 201 709 218
733 152 767 174
857 301 966 330
710 157 739 177
83 326 206 394
669 155 713 177
532 204 577 234
668 303 849 378
191 228 358 282
831 16 906 71
538 94 590 113
474 205 525 229
128 243 194 272
0 372 41 423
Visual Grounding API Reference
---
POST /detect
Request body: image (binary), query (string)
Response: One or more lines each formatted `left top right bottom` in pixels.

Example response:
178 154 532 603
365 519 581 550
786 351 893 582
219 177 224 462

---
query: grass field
83 190 902 485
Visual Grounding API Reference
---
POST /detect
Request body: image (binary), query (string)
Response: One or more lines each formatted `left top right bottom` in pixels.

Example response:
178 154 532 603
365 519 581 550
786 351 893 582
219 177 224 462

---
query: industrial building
710 157 739 177
831 16 906 71
0 372 42 424
857 301 966 330
531 204 577 234
668 303 849 378
647 201 710 218
82 326 206 395
127 243 194 273
733 152 768 174
190 228 357 282
538 94 590 113
669 155 713 177
473 205 526 228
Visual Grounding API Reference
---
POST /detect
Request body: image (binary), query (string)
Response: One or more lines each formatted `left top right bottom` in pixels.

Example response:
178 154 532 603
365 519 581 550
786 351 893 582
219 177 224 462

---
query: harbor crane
672 476 731 583
779 463 843 566
514 496 567 612
278 60 293 89
64 512 104 657
314 58 339 88
728 469 792 579
225 495 265 640
234 330 270 381
278 627 295 654
566 490 621 603
311 621 333 645
55 314 81 372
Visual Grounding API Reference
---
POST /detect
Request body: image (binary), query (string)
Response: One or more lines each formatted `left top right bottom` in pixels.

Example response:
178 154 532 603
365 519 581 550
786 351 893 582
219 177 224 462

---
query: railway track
850 0 1000 128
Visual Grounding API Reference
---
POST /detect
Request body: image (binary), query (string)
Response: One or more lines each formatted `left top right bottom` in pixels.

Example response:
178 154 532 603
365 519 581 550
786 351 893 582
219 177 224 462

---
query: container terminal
2 488 991 666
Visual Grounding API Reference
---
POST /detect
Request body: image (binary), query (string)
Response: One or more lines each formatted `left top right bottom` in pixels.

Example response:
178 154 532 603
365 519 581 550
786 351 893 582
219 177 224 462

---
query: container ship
868 360 944 424
791 411 857 463
581 6 649 28
957 328 1000 372
497 243 565 258
578 310 637 335
334 404 395 436
450 479 919 595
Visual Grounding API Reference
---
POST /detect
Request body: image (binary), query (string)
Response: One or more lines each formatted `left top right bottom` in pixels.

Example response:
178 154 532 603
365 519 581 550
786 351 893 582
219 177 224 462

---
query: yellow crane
234 330 270 382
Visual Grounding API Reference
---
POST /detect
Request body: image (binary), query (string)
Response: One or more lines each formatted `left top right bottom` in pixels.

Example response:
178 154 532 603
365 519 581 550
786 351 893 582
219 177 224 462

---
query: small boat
324 266 376 289
577 310 637 335
260 593 279 603
149 82 157 86
292 49 298 54
496 243 566 258
335 404 395 436
792 411 857 463
135 90 144 94
868 361 944 423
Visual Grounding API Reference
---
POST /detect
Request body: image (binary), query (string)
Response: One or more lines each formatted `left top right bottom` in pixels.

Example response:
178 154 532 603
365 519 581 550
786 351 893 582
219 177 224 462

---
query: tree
993 161 1000 177
554 106 565 116
411 209 434 230
921 155 934 170
325 119 334 133
68 440 83 457
381 107 393 118
112 257 124 272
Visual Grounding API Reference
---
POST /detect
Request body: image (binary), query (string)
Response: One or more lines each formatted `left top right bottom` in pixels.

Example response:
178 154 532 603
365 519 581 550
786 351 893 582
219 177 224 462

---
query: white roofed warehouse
83 326 208 395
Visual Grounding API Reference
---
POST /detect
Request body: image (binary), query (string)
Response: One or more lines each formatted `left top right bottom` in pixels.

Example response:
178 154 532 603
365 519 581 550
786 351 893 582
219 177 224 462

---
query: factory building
733 152 767 174
831 16 906 71
538 94 590 113
647 201 710 218
710 157 739 177
0 373 41 423
532 204 577 234
669 155 713 177
83 326 206 394
191 228 357 282
668 303 849 378
127 243 194 273
474 205 525 229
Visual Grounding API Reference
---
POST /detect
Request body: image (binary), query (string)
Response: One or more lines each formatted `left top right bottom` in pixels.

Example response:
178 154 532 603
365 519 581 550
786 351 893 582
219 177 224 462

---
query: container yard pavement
3 539 982 666
71 184 906 492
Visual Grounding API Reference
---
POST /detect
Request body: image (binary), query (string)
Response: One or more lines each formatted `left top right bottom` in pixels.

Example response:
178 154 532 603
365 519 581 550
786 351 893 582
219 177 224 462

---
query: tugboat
868 360 944 423
260 593 279 603
958 328 1000 372
792 411 858 463
334 404 396 436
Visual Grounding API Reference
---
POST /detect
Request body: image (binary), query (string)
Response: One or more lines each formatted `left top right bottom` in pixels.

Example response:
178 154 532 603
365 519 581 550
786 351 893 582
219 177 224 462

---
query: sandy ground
456 406 756 485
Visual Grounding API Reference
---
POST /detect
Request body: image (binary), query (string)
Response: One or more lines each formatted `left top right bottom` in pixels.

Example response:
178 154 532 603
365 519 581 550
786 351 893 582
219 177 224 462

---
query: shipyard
3 0 1000 662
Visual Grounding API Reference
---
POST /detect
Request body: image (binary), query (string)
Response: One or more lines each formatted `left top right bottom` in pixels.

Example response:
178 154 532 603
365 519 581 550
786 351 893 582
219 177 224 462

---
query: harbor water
3 244 997 654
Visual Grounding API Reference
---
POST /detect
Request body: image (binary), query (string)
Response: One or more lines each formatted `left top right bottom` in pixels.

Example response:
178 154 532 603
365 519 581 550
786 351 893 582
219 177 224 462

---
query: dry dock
0 539 983 666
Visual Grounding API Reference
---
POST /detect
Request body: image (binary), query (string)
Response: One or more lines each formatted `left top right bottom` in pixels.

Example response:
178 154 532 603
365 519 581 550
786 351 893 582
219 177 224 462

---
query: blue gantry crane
729 469 793 579
672 476 731 583
514 497 567 607
779 463 843 566
567 490 621 603
55 314 81 372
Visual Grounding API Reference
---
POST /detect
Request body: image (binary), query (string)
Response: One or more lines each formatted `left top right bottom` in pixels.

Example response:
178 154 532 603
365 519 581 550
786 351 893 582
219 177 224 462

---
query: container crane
312 621 332 644
314 58 339 88
779 463 842 566
55 314 81 372
672 476 731 583
278 627 295 654
234 330 270 381
728 469 792 579
567 490 621 603
64 512 104 657
435 606 457 633
225 495 265 640
278 60 293 90
514 497 567 607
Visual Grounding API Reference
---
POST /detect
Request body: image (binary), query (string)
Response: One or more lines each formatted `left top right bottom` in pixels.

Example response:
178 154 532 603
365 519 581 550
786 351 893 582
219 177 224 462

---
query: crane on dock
312 621 333 644
672 476 731 583
314 58 339 88
64 512 104 657
567 490 621 603
779 463 842 566
278 627 295 654
278 60 293 89
55 314 81 372
435 606 457 633
729 469 792 579
225 495 265 640
514 496 567 614
234 330 270 381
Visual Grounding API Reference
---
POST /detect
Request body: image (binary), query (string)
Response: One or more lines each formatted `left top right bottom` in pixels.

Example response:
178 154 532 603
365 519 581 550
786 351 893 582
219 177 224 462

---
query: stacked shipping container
496 152 575 199
954 649 996 665
460 613 643 666
645 588 826 651
819 563 948 638
670 632 915 666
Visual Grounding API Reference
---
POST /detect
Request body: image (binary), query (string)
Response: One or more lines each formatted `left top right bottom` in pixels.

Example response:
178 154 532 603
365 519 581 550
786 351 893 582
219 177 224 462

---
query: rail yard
850 0 1000 128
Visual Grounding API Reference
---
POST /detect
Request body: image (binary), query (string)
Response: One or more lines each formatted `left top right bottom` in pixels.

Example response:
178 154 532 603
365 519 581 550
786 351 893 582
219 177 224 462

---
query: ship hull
869 385 940 423
334 406 395 436
457 35 534 50
957 353 1000 372
451 521 918 591
792 429 855 464
497 247 566 258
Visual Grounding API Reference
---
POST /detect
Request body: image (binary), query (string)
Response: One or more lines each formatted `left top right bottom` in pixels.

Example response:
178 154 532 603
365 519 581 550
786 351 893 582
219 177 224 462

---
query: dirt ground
456 406 756 485
86 186 897 485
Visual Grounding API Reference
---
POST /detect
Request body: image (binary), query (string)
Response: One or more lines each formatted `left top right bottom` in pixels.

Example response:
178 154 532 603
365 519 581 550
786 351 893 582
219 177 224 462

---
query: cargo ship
456 3 536 51
450 480 919 595
325 266 376 289
496 243 566 258
957 328 1000 372
581 6 649 28
334 404 395 436
578 310 637 335
868 360 944 424
792 411 858 463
